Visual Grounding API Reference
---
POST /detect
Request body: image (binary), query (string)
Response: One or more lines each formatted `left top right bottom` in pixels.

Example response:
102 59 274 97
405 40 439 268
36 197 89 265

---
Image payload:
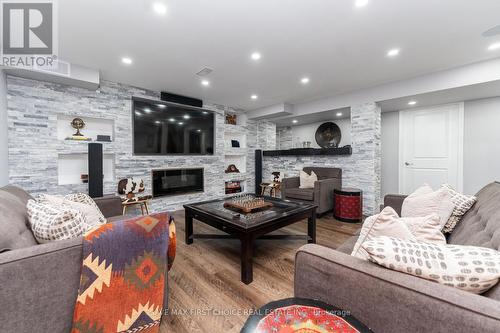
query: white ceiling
59 0 500 110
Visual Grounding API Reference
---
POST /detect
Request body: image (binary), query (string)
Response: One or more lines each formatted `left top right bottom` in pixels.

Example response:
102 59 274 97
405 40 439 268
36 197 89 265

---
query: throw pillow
362 236 500 294
38 193 106 227
401 214 447 244
351 207 416 260
299 171 318 189
441 184 477 233
27 199 93 243
401 184 455 229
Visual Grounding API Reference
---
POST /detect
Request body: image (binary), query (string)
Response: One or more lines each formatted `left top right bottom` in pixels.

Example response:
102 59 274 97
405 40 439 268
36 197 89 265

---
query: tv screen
133 98 215 155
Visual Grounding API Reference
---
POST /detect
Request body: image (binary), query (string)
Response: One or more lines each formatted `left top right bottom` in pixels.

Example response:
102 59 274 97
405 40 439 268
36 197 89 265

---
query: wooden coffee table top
184 194 316 230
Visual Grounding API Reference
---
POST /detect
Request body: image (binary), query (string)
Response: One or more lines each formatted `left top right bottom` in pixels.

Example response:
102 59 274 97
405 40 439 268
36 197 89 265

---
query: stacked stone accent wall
264 102 381 215
6 76 275 211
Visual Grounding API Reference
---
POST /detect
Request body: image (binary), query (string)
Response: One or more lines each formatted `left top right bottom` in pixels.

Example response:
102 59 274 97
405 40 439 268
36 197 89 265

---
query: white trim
398 102 464 193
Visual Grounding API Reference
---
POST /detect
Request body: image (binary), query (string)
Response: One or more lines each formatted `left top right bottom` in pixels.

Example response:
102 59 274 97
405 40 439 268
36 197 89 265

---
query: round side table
241 298 373 333
334 188 363 223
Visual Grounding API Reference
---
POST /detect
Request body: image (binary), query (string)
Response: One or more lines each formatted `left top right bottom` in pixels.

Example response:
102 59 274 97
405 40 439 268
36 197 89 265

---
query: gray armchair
281 167 342 215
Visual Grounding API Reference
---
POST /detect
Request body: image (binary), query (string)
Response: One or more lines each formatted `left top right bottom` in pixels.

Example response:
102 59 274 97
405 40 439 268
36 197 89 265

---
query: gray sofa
0 185 168 333
282 167 342 215
295 182 500 332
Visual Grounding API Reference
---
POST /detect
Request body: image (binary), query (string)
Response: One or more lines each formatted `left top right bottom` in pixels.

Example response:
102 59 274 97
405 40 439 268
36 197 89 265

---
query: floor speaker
88 143 103 198
255 149 263 196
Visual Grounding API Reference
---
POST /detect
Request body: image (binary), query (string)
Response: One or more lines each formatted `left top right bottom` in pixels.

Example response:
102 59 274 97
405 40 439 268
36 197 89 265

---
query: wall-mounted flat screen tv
133 97 215 155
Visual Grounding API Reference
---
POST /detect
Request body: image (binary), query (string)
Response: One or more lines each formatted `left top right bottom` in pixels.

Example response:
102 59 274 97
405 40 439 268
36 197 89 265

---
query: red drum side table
334 188 363 223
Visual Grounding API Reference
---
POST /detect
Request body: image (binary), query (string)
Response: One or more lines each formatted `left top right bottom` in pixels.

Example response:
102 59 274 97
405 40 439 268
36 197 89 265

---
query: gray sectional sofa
0 185 168 333
295 182 500 332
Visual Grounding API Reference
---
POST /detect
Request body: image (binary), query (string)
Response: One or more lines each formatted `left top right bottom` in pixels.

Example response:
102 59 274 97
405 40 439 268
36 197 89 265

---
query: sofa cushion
448 182 500 250
285 188 314 201
303 167 341 180
0 186 38 251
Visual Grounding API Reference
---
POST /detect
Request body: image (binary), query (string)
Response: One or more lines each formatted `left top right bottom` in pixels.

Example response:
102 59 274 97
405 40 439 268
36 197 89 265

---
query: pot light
154 120 161 124
135 111 142 116
178 122 184 125
251 52 261 61
201 80 210 86
408 100 417 106
144 108 152 113
251 94 258 100
355 0 369 8
183 115 190 119
292 120 298 124
202 111 208 115
301 77 310 84
387 48 400 57
152 2 167 15
121 57 133 65
197 129 202 132
336 112 343 117
169 118 175 122
157 104 166 108
488 42 500 51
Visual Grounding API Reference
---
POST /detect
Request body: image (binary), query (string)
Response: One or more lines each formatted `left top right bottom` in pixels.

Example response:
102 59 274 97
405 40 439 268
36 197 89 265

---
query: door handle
405 162 413 166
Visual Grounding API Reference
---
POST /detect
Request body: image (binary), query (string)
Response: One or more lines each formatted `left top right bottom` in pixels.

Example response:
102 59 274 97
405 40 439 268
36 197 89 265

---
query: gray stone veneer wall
6 76 275 212
264 103 381 215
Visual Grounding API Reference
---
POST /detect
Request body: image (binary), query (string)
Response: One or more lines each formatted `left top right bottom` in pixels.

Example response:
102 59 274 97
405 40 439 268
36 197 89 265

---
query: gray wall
381 97 500 197
6 76 275 211
277 118 351 149
464 97 500 194
0 70 7 186
381 111 399 197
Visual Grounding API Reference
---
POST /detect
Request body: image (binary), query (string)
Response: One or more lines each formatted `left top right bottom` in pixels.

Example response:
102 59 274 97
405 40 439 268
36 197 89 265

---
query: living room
1 1 500 332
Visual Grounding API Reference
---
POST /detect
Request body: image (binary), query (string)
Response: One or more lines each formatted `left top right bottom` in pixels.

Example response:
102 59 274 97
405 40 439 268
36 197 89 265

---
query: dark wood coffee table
184 195 317 284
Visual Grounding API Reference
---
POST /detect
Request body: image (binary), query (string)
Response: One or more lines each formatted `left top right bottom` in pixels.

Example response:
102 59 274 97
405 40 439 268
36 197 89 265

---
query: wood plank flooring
160 210 360 333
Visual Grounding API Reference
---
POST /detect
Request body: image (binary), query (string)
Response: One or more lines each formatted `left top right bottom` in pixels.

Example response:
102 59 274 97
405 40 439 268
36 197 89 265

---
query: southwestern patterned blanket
71 213 173 333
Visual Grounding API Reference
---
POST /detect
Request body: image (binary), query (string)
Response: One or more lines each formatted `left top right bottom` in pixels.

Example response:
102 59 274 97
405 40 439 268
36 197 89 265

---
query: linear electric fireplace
152 168 204 198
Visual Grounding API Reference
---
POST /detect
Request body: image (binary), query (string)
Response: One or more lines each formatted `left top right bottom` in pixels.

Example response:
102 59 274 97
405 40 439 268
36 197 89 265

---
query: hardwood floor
161 210 360 333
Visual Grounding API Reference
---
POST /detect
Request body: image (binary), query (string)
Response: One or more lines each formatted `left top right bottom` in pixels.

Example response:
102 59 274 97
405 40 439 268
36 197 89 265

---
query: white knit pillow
38 193 106 227
27 199 92 243
441 184 477 233
363 236 500 294
299 171 317 189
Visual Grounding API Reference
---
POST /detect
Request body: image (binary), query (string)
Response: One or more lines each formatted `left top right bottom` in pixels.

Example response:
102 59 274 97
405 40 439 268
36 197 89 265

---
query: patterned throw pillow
27 199 93 243
65 193 107 225
441 184 477 233
362 236 500 294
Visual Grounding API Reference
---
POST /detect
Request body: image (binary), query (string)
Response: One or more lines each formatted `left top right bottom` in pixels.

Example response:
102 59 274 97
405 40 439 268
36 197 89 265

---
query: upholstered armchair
281 167 342 215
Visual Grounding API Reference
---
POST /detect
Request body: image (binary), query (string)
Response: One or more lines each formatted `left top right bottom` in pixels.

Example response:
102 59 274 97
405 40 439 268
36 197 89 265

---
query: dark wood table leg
308 210 316 244
241 236 254 284
185 211 194 245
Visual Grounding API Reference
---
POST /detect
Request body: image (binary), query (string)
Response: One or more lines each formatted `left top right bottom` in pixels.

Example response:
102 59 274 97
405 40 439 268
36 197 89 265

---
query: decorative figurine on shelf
71 118 86 136
225 113 237 125
225 164 240 173
118 178 145 200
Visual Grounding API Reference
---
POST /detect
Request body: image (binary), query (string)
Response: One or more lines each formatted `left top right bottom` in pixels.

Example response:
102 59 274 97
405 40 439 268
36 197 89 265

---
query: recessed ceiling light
169 118 175 122
202 111 208 115
121 57 133 65
154 120 161 124
251 94 258 100
292 120 298 124
157 104 166 108
183 115 190 119
197 129 202 132
135 111 142 116
355 0 369 8
152 2 167 15
201 80 210 86
408 100 417 106
336 112 343 117
144 108 152 113
301 77 310 84
488 42 500 51
178 122 184 125
251 52 261 61
387 48 400 57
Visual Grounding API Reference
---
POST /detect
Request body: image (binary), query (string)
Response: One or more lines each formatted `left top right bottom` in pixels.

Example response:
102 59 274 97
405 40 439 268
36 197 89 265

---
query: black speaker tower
88 143 103 198
255 149 263 196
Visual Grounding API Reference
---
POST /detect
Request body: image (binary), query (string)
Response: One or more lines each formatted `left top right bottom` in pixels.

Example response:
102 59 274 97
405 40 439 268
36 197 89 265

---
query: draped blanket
71 213 172 333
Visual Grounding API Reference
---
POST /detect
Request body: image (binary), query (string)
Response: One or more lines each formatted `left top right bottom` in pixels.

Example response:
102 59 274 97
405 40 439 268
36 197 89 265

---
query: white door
399 103 464 194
